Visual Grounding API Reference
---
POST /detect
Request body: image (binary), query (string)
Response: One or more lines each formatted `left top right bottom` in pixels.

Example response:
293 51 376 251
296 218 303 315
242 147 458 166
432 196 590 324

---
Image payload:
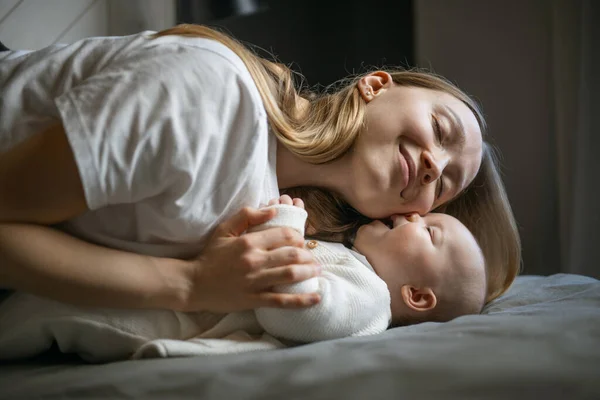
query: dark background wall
178 0 414 86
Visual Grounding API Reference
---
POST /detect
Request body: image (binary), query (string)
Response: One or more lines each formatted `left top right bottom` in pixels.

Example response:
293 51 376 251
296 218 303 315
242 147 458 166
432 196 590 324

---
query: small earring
365 90 372 96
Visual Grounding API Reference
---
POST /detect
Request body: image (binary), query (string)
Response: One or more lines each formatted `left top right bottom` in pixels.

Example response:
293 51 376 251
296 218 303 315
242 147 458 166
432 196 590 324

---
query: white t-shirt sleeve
55 44 261 210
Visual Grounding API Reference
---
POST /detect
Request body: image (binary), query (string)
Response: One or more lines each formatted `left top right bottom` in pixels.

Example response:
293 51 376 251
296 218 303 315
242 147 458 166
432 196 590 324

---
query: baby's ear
400 285 437 312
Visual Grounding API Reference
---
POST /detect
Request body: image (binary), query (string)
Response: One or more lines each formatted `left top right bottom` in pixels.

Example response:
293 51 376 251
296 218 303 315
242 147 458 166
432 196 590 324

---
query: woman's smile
398 143 415 198
397 144 409 193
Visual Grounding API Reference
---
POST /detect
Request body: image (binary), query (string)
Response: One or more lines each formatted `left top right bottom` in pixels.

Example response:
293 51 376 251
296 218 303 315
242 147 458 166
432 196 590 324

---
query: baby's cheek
417 252 440 279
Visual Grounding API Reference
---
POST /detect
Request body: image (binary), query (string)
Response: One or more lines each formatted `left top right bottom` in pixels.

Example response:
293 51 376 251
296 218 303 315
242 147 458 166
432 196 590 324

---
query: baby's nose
405 212 420 223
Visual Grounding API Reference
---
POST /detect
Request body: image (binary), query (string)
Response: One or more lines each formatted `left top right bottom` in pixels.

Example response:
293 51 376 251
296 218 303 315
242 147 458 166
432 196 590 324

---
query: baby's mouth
382 218 394 229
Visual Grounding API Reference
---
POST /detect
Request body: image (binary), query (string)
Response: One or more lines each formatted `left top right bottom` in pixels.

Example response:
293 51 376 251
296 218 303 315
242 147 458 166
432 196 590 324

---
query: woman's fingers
261 246 314 268
243 226 306 250
249 264 321 290
216 206 276 237
255 292 321 308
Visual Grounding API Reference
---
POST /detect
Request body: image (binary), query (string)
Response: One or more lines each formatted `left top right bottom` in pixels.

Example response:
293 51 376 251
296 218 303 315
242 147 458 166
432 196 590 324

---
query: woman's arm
0 125 321 312
0 222 191 310
0 123 87 224
0 209 321 312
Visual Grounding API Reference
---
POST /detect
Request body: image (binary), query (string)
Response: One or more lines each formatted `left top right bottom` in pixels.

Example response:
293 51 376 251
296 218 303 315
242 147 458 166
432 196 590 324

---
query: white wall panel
0 0 97 49
58 0 107 45
0 0 21 23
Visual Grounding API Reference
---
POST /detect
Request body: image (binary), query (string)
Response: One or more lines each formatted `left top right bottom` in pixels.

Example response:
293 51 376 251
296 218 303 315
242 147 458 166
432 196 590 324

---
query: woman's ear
400 285 437 312
357 71 393 102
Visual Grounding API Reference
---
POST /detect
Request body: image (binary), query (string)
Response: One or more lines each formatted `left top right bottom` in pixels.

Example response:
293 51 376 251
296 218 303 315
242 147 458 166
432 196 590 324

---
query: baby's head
354 212 487 326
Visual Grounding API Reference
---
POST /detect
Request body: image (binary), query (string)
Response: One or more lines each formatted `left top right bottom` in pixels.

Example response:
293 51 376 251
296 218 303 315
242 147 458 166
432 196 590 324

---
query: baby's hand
267 195 305 210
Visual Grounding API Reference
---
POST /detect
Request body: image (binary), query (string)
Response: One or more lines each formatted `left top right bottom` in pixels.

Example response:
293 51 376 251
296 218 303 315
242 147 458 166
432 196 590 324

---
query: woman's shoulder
147 33 265 118
148 34 252 83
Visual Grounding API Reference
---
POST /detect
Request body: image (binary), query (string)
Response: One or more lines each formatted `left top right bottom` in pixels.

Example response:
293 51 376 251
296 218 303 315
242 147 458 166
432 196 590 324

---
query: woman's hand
182 203 321 313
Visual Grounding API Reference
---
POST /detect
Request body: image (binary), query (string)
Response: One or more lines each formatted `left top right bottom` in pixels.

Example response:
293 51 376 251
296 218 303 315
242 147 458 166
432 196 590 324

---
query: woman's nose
420 150 449 185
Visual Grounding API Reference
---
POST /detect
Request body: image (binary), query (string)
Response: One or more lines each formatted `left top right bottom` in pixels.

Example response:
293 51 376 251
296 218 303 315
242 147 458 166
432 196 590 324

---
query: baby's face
354 212 484 298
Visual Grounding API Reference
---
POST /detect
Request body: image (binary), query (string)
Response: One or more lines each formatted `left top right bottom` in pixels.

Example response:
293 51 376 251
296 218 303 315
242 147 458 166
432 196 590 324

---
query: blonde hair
154 24 521 302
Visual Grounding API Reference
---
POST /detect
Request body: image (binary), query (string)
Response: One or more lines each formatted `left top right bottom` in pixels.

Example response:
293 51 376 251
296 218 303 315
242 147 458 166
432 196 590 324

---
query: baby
254 195 487 340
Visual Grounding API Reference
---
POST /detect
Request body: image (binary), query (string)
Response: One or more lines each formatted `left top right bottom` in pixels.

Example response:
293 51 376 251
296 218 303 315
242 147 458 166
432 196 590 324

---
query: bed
1 273 599 400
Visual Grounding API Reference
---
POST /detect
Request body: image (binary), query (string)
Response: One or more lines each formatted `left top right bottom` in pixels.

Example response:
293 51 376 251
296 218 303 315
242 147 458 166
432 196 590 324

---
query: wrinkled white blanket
0 205 391 362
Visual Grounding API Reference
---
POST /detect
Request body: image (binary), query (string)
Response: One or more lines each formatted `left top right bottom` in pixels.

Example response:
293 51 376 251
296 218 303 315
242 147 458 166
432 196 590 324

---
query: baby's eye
426 226 434 241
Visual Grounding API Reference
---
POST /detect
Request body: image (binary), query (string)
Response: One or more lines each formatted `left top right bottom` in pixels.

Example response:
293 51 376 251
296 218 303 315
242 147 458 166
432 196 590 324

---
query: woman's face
342 72 483 218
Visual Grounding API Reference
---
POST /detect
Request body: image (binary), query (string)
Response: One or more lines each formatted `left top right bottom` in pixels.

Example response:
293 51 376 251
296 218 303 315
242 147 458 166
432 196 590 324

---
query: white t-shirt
0 32 279 258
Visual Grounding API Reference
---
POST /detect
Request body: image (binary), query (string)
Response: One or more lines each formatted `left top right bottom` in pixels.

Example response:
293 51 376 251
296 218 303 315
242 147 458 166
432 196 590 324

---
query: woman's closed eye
436 177 444 200
432 115 445 200
432 115 443 145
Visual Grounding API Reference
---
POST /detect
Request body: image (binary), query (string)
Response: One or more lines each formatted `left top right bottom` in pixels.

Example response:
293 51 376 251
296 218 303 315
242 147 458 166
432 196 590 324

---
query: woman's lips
398 145 409 193
398 144 414 197
380 214 407 230
391 214 406 228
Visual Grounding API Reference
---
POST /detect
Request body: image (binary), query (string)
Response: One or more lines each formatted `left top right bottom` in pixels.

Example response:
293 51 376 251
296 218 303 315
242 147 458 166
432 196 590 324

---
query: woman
0 25 519 313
